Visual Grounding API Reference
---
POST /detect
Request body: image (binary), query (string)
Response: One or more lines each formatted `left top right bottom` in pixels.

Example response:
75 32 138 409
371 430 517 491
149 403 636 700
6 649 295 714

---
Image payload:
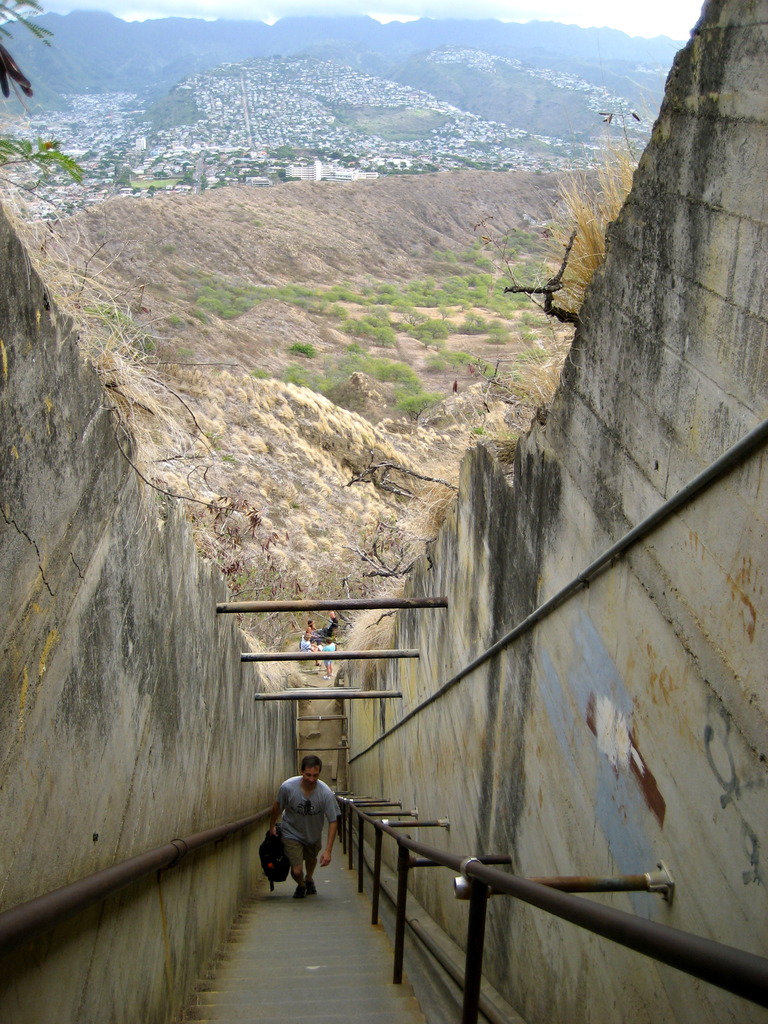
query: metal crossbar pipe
242 650 419 662
254 690 402 701
347 800 400 806
454 867 674 902
365 809 417 818
341 800 768 1010
528 871 671 896
0 808 270 957
382 819 449 829
218 597 448 613
297 715 347 721
295 746 348 752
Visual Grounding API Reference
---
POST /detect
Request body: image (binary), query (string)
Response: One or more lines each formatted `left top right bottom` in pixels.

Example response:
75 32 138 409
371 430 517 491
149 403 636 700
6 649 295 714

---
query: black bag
259 827 291 890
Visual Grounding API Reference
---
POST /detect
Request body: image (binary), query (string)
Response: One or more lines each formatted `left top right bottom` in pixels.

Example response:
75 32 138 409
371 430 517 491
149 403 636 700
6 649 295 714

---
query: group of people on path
299 611 339 680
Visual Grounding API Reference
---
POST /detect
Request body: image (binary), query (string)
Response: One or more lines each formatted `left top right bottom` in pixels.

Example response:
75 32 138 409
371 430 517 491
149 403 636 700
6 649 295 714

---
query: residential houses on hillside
6 51 649 219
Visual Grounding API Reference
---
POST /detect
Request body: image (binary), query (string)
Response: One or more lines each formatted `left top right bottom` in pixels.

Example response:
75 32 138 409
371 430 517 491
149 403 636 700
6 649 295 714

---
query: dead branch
346 542 415 579
346 458 458 495
504 230 580 325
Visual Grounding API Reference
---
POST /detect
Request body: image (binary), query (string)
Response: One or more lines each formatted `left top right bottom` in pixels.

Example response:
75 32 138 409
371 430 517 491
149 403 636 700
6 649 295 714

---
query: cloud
41 0 702 40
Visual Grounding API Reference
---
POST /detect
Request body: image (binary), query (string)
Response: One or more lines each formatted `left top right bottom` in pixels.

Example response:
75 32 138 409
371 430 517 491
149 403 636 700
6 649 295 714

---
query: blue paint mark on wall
539 610 664 902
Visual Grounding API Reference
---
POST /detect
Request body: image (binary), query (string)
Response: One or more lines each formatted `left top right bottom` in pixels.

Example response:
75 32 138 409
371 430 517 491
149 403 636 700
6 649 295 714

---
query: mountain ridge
5 11 683 110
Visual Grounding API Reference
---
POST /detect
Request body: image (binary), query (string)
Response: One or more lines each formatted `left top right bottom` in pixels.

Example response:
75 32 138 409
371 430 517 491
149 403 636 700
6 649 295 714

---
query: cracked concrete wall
0 206 295 1023
349 3 767 1022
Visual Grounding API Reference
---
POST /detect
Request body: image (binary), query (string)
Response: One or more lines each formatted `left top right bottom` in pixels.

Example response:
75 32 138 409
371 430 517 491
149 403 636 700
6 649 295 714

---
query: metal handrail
339 799 768 1023
350 415 768 761
0 807 270 958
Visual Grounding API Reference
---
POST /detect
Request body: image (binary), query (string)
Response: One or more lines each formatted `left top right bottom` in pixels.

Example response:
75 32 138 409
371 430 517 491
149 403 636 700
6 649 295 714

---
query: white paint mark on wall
591 694 631 771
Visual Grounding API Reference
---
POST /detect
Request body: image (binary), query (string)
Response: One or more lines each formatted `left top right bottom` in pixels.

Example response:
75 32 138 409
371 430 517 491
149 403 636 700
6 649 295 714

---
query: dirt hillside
22 170 570 654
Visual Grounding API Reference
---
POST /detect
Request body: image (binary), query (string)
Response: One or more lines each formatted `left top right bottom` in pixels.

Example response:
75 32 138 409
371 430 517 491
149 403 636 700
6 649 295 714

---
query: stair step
179 849 427 1024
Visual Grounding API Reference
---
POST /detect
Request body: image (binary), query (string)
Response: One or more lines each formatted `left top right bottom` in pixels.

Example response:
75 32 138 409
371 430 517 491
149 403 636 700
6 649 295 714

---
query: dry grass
464 147 635 460
490 338 570 408
397 480 457 553
493 433 519 465
344 596 403 689
545 146 636 316
17 215 206 479
345 601 402 651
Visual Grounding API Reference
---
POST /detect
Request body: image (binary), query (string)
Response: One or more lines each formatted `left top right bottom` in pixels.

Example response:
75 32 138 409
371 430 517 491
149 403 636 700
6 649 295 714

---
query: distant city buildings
6 50 649 219
286 160 378 181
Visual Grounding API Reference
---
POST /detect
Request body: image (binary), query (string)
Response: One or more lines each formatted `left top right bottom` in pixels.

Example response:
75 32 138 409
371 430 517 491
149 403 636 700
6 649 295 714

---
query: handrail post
347 808 355 871
358 815 365 893
371 827 383 925
340 801 347 856
461 878 490 1024
393 842 410 984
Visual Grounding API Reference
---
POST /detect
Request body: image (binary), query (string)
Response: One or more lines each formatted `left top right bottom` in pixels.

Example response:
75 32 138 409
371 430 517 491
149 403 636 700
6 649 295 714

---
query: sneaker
305 879 317 896
293 885 306 899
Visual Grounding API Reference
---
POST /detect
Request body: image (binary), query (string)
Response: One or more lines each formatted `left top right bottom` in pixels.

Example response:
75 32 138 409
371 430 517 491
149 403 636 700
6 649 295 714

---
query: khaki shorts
282 837 321 868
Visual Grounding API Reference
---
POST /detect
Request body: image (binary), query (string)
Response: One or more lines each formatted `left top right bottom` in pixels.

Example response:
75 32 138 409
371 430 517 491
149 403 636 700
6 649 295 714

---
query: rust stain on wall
727 572 757 641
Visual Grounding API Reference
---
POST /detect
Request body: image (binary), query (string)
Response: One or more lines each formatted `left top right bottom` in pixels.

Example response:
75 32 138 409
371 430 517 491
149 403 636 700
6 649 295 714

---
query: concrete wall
348 3 768 1022
0 205 295 1022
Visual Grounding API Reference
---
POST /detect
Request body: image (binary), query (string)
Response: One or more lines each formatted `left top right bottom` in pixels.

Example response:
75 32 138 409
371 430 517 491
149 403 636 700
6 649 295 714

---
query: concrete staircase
182 845 427 1023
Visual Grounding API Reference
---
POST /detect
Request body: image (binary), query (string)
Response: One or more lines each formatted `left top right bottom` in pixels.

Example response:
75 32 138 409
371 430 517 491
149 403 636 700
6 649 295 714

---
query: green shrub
326 284 360 303
395 389 443 419
486 320 511 344
326 304 349 320
458 313 488 335
191 274 260 320
375 284 402 303
283 364 317 388
426 350 475 371
411 319 450 343
345 310 397 347
289 342 317 358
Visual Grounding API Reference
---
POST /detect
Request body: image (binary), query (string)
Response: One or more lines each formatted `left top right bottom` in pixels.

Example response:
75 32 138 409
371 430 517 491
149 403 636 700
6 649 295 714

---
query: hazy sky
38 1 705 41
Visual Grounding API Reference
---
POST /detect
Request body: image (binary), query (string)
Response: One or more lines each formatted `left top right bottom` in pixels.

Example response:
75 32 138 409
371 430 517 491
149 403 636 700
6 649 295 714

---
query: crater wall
0 206 294 1022
348 3 768 1021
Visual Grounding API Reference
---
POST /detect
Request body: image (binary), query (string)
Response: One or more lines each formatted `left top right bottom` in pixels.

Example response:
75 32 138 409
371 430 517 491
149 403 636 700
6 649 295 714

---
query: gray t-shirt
276 777 340 845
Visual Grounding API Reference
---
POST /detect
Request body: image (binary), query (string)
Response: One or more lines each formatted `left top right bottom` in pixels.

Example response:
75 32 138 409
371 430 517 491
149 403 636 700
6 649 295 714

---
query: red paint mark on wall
628 728 666 827
586 692 666 827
